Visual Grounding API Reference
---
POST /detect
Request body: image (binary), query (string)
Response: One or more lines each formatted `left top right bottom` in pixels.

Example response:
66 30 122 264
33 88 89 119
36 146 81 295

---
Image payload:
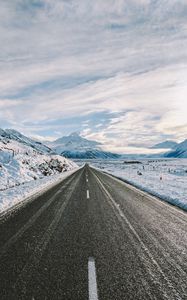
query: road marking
86 178 88 182
87 190 90 199
93 172 181 300
88 257 99 300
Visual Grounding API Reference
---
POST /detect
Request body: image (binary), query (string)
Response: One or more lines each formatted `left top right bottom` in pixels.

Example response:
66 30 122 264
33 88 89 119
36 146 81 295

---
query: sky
0 0 187 154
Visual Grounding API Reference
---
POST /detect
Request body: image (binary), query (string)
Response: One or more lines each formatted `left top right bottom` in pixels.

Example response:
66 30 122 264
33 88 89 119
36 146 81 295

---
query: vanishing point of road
0 165 186 299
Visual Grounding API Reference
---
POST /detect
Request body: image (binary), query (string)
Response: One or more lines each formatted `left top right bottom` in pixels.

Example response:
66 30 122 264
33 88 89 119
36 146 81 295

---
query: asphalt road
0 165 186 300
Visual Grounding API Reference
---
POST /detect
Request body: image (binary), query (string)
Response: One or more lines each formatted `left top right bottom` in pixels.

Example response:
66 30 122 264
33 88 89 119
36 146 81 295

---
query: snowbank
0 128 78 214
0 139 77 190
0 168 79 214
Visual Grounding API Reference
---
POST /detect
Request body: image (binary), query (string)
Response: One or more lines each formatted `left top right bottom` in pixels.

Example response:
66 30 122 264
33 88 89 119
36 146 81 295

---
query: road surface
0 165 186 299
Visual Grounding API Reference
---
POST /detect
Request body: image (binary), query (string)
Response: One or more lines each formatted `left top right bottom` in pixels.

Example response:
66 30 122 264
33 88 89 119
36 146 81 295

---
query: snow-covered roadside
0 147 76 190
0 128 77 191
0 128 80 214
87 159 187 211
0 167 80 214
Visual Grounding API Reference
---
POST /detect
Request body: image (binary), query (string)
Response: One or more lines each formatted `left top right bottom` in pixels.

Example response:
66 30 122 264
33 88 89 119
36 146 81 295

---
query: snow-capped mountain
150 139 187 158
46 132 120 159
165 139 187 158
0 129 76 190
53 132 101 150
151 140 178 150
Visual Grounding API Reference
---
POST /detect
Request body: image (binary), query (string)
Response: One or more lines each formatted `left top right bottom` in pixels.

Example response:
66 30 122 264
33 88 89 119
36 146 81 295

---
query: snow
0 168 79 214
0 137 77 190
76 159 187 211
0 128 78 213
0 129 76 191
0 128 52 154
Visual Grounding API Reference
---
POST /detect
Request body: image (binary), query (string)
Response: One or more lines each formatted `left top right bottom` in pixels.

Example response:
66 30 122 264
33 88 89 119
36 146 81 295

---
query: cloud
0 0 187 151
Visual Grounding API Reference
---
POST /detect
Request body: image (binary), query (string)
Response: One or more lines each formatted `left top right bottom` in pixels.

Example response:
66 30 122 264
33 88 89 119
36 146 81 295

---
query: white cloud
0 0 187 151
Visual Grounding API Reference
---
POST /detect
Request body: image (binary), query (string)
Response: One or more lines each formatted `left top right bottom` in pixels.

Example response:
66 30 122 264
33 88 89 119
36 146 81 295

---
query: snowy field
0 168 79 214
76 159 187 211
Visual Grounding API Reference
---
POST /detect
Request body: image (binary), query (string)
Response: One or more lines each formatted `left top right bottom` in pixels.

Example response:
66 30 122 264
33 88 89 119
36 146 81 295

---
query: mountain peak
69 132 80 137
53 132 101 150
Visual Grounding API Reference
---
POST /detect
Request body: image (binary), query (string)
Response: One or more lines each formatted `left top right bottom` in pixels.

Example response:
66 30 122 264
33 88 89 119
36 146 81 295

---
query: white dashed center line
88 257 99 300
87 190 90 199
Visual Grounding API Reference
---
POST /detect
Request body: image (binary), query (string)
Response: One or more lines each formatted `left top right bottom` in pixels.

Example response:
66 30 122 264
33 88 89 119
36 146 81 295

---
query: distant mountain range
1 129 187 162
46 132 120 159
151 140 178 150
151 139 187 158
46 133 187 159
61 149 120 159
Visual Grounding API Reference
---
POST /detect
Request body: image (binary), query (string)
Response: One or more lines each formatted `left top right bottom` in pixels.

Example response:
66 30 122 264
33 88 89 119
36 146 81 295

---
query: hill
165 139 187 158
0 129 76 190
